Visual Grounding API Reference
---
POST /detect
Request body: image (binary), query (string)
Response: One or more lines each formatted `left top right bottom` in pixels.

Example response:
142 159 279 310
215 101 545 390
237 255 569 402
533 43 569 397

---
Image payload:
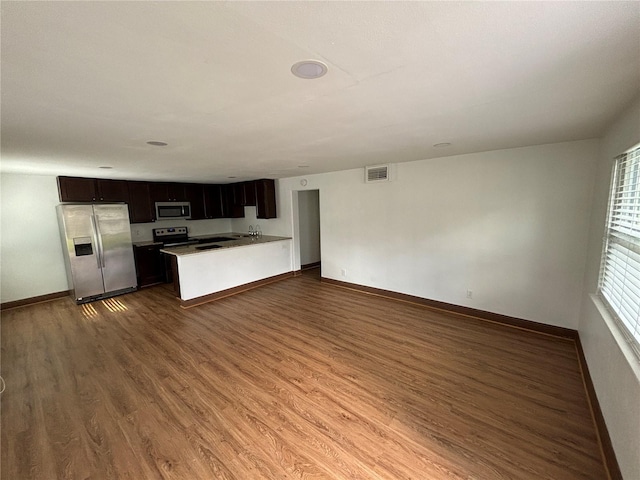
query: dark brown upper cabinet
127 181 155 223
58 176 277 222
232 182 246 206
184 184 206 220
222 184 245 218
149 182 167 203
168 183 187 201
150 182 187 202
96 179 129 202
243 181 257 206
58 176 129 203
230 181 256 207
58 176 98 202
255 179 277 219
203 184 225 219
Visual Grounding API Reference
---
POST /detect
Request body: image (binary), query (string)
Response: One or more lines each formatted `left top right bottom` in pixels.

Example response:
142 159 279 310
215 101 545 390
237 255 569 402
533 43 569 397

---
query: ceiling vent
365 164 390 183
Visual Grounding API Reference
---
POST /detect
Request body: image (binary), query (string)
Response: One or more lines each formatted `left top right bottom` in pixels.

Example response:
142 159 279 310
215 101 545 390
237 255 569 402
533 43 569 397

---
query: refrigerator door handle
90 214 105 269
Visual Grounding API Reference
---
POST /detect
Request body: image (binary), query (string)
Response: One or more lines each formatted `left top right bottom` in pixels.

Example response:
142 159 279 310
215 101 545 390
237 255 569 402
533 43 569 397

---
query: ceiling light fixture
147 141 168 146
433 142 451 148
291 60 328 79
228 176 237 179
99 166 113 169
298 165 309 168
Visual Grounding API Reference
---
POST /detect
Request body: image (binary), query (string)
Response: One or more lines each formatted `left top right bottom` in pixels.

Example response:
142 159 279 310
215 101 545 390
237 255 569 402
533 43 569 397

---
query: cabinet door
58 176 97 202
150 182 186 202
133 244 165 287
243 181 256 206
232 182 246 206
255 179 277 219
222 184 244 218
185 184 205 220
203 185 224 218
169 255 181 297
149 182 170 203
167 183 187 201
96 179 129 202
128 181 154 223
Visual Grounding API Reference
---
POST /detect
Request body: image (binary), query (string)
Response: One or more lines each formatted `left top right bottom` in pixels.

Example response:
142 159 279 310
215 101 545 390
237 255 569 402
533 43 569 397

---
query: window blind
599 145 640 358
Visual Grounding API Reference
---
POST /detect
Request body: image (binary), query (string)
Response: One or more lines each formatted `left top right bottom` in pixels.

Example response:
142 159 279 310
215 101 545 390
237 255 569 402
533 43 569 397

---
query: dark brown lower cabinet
133 244 165 287
169 255 180 297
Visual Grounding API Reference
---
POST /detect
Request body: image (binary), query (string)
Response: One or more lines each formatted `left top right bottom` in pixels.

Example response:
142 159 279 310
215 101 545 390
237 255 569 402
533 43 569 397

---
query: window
599 145 640 357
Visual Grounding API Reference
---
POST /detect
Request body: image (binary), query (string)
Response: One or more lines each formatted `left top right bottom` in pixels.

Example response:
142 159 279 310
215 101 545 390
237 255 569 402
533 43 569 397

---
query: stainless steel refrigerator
57 204 137 303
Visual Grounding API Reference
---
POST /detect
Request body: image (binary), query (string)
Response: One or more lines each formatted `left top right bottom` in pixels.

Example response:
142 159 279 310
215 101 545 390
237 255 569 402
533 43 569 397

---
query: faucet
248 225 254 236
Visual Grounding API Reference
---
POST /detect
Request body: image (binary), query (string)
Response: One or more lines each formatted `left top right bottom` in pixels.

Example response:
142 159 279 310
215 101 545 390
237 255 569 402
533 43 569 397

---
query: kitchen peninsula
161 233 293 307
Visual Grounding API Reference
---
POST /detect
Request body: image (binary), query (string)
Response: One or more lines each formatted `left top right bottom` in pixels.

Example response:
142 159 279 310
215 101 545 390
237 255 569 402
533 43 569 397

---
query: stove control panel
153 227 188 237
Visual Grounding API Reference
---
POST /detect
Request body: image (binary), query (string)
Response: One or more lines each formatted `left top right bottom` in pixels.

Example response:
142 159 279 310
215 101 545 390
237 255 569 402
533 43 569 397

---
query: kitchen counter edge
160 235 291 257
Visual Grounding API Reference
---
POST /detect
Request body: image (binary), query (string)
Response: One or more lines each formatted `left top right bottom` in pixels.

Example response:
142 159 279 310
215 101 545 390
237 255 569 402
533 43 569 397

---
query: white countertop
160 232 291 257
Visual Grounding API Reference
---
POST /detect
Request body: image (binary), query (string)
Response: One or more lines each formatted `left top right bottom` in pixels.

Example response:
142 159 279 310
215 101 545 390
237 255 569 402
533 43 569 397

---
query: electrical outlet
135 229 141 236
466 290 473 299
341 269 347 277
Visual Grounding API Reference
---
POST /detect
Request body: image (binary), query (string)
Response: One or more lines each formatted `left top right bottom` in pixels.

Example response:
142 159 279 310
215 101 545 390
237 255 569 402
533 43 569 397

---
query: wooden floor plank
1 270 608 479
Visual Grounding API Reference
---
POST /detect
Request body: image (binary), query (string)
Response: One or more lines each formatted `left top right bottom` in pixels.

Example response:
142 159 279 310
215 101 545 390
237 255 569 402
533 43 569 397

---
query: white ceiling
1 1 639 183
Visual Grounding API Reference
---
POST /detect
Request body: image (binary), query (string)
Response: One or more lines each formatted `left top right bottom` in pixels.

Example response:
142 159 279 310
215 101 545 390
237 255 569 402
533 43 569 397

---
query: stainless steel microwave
155 202 191 220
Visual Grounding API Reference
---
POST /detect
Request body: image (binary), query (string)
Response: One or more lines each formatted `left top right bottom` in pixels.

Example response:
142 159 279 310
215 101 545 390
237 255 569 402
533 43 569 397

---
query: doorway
297 190 321 272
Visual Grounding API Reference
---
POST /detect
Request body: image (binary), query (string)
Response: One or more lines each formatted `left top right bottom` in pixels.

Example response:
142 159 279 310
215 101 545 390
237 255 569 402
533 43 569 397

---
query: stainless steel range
152 227 198 247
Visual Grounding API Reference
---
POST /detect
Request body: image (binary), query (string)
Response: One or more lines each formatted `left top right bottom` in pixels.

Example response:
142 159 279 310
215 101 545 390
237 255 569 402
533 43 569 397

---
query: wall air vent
365 164 390 183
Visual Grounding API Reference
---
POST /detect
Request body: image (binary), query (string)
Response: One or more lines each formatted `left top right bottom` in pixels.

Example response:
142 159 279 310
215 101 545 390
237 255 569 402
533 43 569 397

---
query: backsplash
130 218 233 242
229 206 275 234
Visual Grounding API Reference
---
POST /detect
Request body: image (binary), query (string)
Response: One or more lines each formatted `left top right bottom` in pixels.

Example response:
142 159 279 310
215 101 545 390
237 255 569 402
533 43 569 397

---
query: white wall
276 140 599 330
298 190 321 265
579 97 640 480
0 173 69 303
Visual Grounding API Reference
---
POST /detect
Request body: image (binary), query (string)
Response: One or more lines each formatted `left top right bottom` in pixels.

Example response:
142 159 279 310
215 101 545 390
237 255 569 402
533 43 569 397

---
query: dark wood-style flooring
1 270 608 479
